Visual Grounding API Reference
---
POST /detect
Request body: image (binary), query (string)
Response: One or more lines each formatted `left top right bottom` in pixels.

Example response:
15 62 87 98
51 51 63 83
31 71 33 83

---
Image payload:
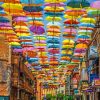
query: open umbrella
30 26 45 34
91 1 100 9
67 0 90 8
23 6 43 12
0 17 9 23
21 0 43 4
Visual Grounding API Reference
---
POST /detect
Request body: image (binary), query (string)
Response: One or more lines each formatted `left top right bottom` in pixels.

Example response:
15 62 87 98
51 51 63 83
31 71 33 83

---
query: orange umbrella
76 43 88 49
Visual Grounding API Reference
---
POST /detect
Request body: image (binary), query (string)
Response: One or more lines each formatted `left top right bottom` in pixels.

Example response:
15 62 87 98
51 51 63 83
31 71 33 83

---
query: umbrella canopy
44 3 66 6
0 17 10 23
65 9 86 16
21 0 43 4
30 26 45 34
76 43 88 49
23 6 43 12
80 18 96 24
67 0 90 8
91 1 100 9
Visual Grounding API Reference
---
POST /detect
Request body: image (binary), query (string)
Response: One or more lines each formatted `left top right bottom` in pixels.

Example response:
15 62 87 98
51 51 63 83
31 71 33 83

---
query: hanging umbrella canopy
79 27 94 31
30 26 45 34
13 21 27 26
48 44 60 48
27 17 43 21
21 0 44 4
64 19 79 24
77 35 90 39
44 3 66 6
34 36 46 40
0 17 10 23
23 6 43 12
88 10 100 16
47 32 61 37
80 18 96 24
45 12 63 16
47 28 61 33
65 9 86 16
67 0 90 8
2 3 22 9
78 30 93 35
76 43 88 49
44 6 64 12
45 0 66 3
74 48 86 53
64 28 76 34
13 16 27 22
9 42 20 46
79 23 95 28
62 39 75 45
25 12 43 17
46 16 62 21
28 21 44 26
47 22 61 26
91 1 100 9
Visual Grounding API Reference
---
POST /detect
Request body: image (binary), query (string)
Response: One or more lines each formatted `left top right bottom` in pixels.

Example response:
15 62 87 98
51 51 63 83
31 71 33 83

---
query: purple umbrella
44 3 66 6
74 48 86 53
13 17 27 22
30 26 45 34
13 49 23 53
91 1 100 9
0 23 11 27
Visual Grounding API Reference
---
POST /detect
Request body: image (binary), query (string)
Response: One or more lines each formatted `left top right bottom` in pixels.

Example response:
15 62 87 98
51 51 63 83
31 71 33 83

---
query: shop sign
94 78 100 86
88 46 98 58
90 74 99 83
74 89 79 94
0 96 9 100
81 81 89 90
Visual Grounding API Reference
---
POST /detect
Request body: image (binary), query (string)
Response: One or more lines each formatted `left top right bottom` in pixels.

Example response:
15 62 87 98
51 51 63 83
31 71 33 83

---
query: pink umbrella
64 28 76 33
13 17 27 22
74 48 86 53
13 49 23 53
0 23 11 27
91 1 100 9
44 3 66 6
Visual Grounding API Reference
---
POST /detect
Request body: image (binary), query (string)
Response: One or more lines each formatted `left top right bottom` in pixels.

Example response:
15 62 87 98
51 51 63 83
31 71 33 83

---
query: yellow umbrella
44 6 64 12
45 0 66 3
80 18 96 24
9 42 20 46
61 50 73 55
76 43 88 49
14 26 29 30
62 44 74 48
2 3 22 10
47 32 61 37
62 39 75 45
16 33 30 36
46 16 62 21
35 43 46 46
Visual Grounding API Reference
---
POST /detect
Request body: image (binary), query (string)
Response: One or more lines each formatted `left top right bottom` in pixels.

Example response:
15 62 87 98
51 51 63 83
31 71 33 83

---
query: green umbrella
67 0 90 8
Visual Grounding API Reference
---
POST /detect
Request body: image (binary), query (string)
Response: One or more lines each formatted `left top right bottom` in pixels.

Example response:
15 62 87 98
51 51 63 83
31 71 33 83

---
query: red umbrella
64 19 79 24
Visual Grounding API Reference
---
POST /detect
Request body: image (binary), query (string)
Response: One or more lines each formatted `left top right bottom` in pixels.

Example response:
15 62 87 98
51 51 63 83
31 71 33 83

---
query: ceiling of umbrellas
0 0 100 83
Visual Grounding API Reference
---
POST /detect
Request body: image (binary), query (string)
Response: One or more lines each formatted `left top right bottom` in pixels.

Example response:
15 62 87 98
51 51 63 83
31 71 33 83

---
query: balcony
11 73 34 94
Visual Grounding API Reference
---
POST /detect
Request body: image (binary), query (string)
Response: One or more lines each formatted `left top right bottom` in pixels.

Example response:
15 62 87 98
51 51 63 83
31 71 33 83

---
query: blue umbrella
19 36 32 39
67 0 90 8
45 12 63 16
21 0 44 4
77 35 90 39
0 17 10 23
48 44 60 48
23 6 43 12
79 23 95 27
